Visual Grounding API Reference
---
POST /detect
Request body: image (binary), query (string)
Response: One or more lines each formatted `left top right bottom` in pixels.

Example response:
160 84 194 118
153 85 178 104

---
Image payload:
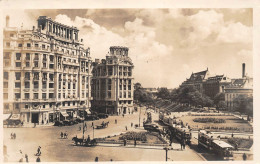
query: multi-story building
91 46 134 115
3 16 92 125
180 68 231 99
225 63 253 110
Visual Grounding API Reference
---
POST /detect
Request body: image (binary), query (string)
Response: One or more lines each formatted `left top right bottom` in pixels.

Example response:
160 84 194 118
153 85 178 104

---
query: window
15 93 21 99
16 62 21 67
16 53 21 60
33 72 39 80
82 92 84 98
25 72 30 80
63 93 65 98
35 44 39 47
49 64 54 69
42 105 45 109
10 33 14 37
15 103 20 109
15 82 21 88
25 104 29 109
25 93 30 99
68 83 71 89
108 91 111 98
34 53 39 60
4 52 10 59
34 81 39 89
4 82 8 88
4 72 8 80
49 93 54 98
6 42 10 47
124 85 126 90
4 93 8 99
42 44 46 49
49 83 54 88
50 55 54 62
26 53 30 60
124 91 126 98
42 81 47 89
34 61 39 67
25 82 30 88
18 43 23 47
73 83 76 89
4 103 9 109
58 93 61 99
34 93 38 99
42 93 46 99
128 85 131 90
59 82 61 89
26 62 30 67
128 91 131 98
49 74 54 81
27 43 31 47
68 102 70 106
62 102 65 106
4 60 10 67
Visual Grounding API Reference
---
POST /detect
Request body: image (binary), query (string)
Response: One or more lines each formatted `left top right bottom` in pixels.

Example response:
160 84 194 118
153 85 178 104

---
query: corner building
3 16 92 125
91 46 134 115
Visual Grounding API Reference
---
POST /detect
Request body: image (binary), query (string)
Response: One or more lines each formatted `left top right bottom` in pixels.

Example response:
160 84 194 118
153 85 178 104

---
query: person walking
180 140 183 150
92 122 94 127
243 153 247 161
79 125 81 131
95 157 98 162
115 119 117 124
183 140 186 150
125 126 128 131
36 157 41 162
60 132 63 139
124 139 127 146
25 154 28 162
19 150 23 162
134 138 137 147
37 146 41 156
11 133 13 139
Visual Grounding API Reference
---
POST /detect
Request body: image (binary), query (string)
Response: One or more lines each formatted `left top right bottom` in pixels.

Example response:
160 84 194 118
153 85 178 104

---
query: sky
3 9 253 88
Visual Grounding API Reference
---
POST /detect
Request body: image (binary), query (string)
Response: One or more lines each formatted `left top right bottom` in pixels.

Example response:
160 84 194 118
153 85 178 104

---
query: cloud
217 22 252 43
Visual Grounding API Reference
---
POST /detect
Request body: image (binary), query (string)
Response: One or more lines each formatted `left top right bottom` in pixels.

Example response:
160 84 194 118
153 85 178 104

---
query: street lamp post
138 104 141 127
83 105 86 140
163 146 170 161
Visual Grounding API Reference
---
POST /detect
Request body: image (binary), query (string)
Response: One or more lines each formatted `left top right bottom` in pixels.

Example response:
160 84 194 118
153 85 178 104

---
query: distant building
180 68 230 98
225 63 253 111
91 46 134 114
3 16 92 125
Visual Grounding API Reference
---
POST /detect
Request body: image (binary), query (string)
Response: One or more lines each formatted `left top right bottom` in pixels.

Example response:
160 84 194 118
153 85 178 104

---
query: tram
198 130 234 160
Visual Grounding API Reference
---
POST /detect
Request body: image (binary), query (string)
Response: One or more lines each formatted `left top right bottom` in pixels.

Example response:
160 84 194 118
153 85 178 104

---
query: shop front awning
9 114 20 120
60 111 69 117
3 113 12 120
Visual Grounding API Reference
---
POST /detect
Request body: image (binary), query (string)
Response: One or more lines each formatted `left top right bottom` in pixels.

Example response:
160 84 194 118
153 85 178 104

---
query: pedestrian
25 154 28 162
19 150 23 162
115 119 117 124
79 126 81 131
124 139 127 146
125 126 128 131
183 140 186 150
37 146 41 156
95 157 98 162
134 138 137 147
14 133 16 139
122 114 124 118
61 132 63 139
11 133 13 139
180 141 183 150
243 153 247 161
231 133 234 138
36 157 41 162
92 122 94 127
110 159 113 161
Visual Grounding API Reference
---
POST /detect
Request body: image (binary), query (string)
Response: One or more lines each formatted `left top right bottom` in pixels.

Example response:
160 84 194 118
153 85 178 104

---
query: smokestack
242 63 245 78
6 15 10 27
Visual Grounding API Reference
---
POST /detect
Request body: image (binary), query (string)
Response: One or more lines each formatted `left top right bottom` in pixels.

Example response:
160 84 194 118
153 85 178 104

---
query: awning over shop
9 114 20 120
60 111 69 117
3 113 12 120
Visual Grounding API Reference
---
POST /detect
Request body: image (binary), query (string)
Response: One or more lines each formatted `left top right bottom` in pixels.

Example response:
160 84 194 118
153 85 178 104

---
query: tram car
198 130 233 160
172 125 192 145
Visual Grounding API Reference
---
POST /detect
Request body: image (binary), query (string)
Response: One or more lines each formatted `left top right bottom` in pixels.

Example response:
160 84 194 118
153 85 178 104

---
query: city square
2 8 254 162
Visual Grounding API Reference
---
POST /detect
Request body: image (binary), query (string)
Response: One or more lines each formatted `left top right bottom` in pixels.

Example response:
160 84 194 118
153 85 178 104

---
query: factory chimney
6 15 10 27
242 63 245 78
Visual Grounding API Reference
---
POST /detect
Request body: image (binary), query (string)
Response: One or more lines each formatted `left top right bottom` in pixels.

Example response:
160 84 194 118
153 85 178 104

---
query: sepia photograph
1 6 255 162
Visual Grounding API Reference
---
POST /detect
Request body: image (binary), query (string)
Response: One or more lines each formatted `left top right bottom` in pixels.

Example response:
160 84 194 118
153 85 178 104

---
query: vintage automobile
97 113 109 119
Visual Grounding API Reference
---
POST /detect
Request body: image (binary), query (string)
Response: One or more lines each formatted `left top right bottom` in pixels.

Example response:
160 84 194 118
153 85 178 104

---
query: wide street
3 108 204 162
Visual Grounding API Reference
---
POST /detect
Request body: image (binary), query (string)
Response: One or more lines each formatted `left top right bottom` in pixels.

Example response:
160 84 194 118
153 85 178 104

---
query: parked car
97 113 109 119
54 121 63 126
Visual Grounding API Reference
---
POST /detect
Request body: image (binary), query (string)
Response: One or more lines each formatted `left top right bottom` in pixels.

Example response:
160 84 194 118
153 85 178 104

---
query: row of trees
134 82 253 116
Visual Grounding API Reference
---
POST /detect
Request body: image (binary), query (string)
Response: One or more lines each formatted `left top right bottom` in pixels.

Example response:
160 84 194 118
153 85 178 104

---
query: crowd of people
60 132 68 139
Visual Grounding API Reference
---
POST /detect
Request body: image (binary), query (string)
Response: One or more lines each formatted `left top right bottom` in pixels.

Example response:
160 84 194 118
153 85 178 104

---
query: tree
157 88 170 100
214 93 225 106
134 82 153 105
233 95 253 117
